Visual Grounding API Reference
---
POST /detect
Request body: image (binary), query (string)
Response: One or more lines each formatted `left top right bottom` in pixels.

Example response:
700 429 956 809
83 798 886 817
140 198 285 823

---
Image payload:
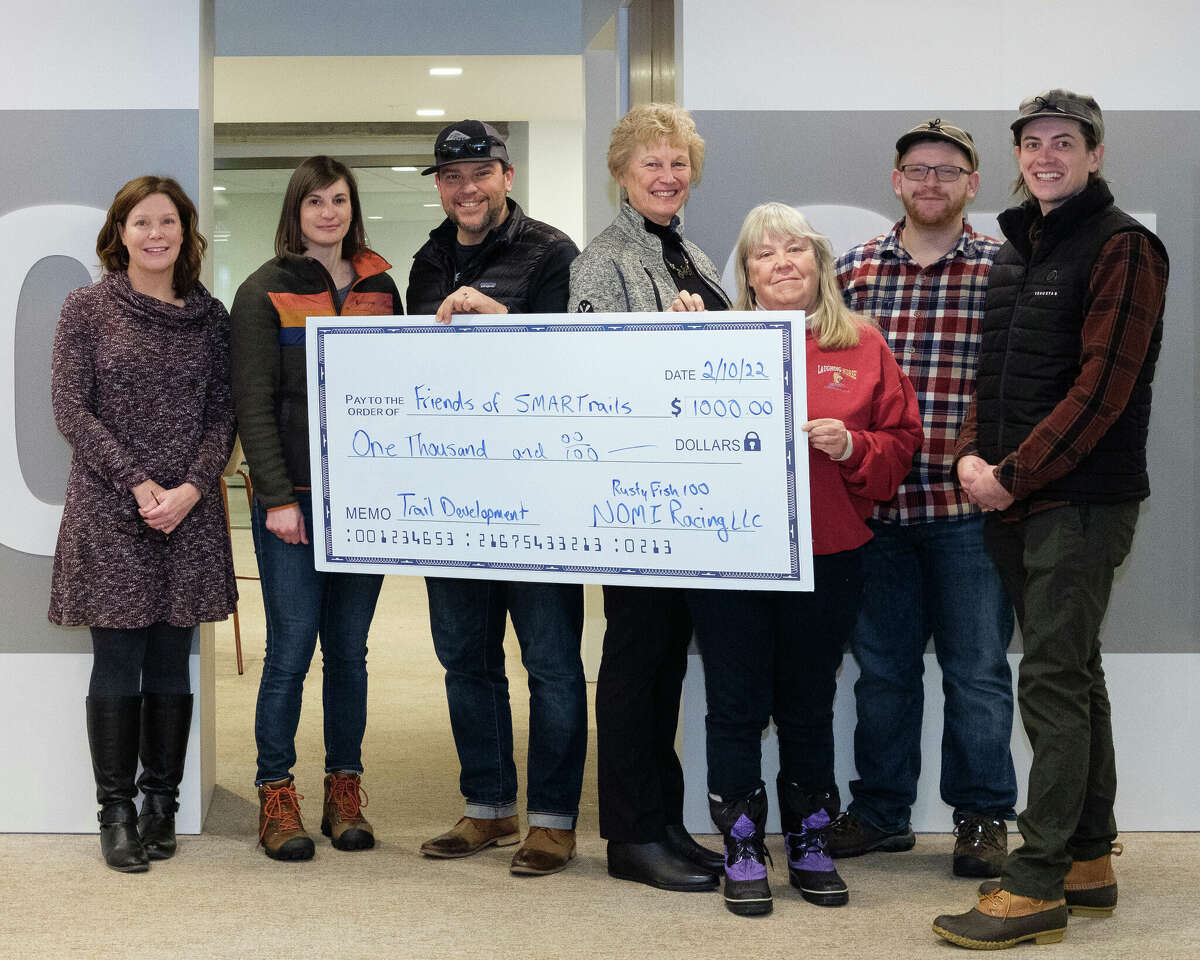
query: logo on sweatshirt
816 363 856 391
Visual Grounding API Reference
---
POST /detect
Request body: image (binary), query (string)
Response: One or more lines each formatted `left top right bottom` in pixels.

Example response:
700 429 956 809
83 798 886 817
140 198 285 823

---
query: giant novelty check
307 314 812 590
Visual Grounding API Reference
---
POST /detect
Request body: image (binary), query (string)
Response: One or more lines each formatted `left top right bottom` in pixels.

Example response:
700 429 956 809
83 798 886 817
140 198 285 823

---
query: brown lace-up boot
321 772 375 851
1063 842 1122 916
258 777 315 861
933 888 1068 949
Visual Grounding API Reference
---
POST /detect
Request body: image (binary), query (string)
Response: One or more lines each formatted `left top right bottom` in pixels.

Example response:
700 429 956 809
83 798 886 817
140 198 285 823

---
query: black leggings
89 623 195 696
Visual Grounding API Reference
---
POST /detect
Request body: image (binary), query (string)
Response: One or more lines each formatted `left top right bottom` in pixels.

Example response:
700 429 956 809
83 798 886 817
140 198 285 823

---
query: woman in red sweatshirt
677 202 922 916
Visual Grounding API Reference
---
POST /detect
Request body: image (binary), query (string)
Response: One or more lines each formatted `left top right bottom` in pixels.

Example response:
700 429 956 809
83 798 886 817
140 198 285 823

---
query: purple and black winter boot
778 777 849 907
709 786 772 916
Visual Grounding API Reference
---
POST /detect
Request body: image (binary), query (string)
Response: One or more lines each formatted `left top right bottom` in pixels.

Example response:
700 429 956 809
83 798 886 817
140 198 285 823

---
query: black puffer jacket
406 199 578 316
977 181 1167 503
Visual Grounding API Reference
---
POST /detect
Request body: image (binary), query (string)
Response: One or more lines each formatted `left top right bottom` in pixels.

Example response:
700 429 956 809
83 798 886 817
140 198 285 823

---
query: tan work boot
321 772 375 852
510 826 576 876
258 778 315 861
932 888 1068 949
1063 842 1122 916
420 815 520 859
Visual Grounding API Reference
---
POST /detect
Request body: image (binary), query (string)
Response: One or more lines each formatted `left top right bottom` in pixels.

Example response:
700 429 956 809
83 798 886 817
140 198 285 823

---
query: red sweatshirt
805 324 923 555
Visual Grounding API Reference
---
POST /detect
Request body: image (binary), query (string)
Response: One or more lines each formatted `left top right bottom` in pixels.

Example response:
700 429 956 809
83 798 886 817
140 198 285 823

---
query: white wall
526 119 587 248
678 0 1200 111
1 1 204 110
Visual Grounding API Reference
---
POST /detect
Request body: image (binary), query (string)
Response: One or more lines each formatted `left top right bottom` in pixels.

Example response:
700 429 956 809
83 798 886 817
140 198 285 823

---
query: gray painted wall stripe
685 109 1198 655
1 108 200 654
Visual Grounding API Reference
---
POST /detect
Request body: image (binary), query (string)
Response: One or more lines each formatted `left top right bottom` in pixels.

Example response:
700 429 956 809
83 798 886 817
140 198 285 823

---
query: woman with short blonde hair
569 103 730 895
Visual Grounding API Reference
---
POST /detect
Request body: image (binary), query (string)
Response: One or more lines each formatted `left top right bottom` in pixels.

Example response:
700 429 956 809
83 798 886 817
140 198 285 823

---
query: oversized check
307 314 812 590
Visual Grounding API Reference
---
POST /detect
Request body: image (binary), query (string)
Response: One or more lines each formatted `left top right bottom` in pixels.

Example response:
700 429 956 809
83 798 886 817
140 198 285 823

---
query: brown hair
1012 115 1105 205
96 176 206 295
607 103 706 186
274 156 367 259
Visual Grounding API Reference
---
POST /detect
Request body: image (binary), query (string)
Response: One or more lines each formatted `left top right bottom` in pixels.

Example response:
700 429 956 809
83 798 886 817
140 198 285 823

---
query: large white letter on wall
0 204 104 557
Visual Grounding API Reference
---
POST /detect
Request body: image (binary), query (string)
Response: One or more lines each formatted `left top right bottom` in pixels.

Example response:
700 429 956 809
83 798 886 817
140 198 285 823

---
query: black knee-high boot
86 696 149 873
137 693 193 860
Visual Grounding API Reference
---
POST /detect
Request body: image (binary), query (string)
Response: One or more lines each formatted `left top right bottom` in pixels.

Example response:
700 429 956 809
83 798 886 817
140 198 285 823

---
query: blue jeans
252 494 383 785
426 577 585 829
848 516 1017 832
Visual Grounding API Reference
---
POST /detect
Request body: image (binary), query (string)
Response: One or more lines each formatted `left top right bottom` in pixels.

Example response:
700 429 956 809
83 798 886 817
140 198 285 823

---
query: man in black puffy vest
932 91 1168 950
409 121 586 877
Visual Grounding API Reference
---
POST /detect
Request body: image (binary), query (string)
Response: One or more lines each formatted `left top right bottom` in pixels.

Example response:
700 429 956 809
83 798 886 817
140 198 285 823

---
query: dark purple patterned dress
49 271 238 628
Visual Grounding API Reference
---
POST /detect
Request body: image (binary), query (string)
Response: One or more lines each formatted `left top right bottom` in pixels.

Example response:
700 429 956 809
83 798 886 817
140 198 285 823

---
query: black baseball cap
1011 89 1104 143
422 120 510 175
895 118 979 170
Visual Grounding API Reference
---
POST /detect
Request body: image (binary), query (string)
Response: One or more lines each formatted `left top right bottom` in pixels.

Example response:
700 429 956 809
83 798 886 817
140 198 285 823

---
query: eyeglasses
899 163 970 182
435 136 499 163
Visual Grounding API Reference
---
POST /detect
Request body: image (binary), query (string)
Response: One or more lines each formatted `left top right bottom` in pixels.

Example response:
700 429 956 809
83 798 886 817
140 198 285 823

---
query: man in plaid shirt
830 119 1017 878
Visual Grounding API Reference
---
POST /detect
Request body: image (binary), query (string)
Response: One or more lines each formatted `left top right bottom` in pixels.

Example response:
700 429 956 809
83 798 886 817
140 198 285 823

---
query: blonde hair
607 103 706 186
733 202 864 349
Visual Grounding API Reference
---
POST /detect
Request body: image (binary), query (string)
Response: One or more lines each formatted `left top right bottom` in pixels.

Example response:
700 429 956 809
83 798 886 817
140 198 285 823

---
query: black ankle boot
137 693 193 860
86 696 149 873
664 823 726 874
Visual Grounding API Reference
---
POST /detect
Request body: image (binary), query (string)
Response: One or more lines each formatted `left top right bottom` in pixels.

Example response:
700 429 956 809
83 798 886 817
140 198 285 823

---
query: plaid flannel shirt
836 219 999 524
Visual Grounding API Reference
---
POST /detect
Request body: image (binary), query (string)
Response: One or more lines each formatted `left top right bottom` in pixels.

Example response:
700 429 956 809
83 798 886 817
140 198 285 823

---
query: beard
452 195 507 238
902 190 969 231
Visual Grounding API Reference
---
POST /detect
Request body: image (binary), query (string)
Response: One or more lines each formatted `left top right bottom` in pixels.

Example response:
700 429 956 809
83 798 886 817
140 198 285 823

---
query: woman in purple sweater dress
49 176 237 872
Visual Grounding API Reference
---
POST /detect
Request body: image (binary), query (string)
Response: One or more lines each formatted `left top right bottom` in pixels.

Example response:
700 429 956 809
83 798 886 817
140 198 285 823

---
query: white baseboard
682 651 1200 833
0 625 215 833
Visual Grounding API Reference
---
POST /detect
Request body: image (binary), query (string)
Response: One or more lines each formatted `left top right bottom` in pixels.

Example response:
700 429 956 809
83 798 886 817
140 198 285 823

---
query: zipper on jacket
310 257 360 316
643 267 664 311
995 261 1030 453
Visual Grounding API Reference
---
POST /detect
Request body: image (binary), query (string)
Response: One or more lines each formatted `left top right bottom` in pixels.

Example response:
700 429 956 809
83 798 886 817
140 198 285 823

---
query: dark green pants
984 502 1139 900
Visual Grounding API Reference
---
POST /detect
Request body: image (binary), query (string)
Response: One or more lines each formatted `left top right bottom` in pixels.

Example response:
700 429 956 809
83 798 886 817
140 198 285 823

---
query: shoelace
954 816 1004 849
327 775 368 821
260 783 305 839
785 825 829 860
728 834 773 870
825 811 856 840
977 887 1014 917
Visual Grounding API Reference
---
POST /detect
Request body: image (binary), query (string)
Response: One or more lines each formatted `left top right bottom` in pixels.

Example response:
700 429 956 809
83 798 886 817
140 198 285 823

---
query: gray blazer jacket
568 202 731 313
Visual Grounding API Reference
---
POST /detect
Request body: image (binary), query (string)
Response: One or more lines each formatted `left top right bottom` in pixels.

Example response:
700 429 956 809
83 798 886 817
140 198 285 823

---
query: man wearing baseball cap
933 89 1169 949
408 120 586 876
832 119 1017 878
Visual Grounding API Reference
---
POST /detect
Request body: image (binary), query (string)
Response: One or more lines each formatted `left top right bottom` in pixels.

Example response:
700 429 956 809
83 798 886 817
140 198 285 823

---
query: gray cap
896 118 979 170
422 120 510 175
1011 89 1104 143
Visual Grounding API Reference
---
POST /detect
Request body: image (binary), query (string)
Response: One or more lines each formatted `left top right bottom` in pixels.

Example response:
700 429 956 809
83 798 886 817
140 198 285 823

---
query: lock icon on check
743 431 762 452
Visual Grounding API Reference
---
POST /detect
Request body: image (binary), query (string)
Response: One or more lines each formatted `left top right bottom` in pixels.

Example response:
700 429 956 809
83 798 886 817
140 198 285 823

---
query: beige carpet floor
2 525 1197 959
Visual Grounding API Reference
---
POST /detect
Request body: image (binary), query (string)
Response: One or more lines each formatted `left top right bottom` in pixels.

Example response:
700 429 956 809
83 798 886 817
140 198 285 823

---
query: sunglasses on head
435 137 499 162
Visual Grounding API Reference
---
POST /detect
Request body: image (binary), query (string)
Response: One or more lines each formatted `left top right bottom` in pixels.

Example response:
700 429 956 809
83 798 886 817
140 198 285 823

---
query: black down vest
406 199 575 315
977 181 1167 504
